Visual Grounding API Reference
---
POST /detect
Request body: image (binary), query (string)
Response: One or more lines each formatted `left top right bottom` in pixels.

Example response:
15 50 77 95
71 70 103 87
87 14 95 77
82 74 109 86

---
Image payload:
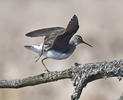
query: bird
24 15 92 72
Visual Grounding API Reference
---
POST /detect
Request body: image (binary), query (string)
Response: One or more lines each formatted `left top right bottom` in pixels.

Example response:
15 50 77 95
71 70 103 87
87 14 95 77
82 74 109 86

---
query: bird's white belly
44 50 71 60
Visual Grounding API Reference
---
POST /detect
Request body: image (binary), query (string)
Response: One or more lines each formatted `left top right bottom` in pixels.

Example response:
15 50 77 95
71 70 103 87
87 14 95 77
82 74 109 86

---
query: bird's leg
35 43 44 62
35 52 43 62
41 57 49 72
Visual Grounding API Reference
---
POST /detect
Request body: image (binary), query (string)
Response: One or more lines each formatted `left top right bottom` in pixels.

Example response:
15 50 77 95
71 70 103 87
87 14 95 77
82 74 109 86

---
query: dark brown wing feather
25 15 79 52
25 27 65 37
25 27 65 49
50 15 79 52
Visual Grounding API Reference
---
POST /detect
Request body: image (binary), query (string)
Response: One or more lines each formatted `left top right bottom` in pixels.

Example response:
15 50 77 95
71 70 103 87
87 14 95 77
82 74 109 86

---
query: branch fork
0 59 123 100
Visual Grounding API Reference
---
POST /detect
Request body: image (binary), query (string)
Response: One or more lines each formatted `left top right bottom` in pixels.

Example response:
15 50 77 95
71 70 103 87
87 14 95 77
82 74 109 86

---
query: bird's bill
83 41 93 47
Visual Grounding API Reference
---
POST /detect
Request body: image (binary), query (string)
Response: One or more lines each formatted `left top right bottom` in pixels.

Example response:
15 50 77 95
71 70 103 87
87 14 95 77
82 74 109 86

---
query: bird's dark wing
25 27 65 37
50 15 79 52
25 27 65 48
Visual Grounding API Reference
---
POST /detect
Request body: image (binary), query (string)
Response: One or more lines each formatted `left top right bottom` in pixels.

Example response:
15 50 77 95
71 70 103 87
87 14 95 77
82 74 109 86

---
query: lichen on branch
0 59 123 100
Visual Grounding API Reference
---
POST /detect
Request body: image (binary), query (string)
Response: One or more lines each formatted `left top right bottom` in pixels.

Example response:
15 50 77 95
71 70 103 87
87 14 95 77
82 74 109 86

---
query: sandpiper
25 15 92 72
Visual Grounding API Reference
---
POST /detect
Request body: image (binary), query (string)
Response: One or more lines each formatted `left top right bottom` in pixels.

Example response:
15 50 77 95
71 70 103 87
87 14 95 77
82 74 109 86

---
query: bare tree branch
0 70 72 88
71 59 123 100
0 59 123 100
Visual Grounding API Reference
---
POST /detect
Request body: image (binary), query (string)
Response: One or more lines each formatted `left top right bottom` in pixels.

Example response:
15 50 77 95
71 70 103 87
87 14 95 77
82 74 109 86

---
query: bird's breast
44 50 72 60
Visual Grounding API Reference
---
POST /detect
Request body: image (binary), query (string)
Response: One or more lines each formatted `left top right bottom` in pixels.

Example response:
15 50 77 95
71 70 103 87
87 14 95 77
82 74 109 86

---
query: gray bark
0 59 123 100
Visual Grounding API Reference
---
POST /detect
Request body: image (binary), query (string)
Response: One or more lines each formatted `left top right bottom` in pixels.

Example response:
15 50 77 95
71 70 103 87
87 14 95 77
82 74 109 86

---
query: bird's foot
74 62 81 67
34 53 42 62
45 69 50 73
34 56 41 62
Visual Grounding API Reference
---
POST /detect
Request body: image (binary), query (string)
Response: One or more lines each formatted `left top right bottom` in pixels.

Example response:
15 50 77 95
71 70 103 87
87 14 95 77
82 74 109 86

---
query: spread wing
50 15 79 52
26 27 65 47
26 27 65 37
25 15 79 52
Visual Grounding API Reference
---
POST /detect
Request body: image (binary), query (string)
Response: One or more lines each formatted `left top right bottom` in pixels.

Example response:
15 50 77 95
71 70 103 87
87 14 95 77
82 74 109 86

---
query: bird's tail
24 45 42 54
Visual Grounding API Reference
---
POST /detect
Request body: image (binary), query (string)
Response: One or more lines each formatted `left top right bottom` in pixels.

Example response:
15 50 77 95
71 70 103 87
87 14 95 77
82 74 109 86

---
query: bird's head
72 35 93 47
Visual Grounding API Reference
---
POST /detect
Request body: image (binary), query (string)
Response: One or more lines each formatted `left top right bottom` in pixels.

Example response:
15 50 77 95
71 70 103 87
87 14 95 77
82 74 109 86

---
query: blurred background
0 0 123 100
